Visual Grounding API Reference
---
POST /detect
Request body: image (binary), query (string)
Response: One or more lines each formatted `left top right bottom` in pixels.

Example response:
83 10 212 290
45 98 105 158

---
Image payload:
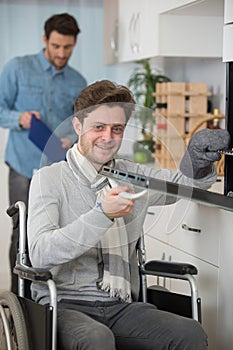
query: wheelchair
0 201 201 350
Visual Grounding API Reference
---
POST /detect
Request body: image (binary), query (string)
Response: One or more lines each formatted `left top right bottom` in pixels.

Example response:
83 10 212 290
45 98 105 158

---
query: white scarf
67 144 132 302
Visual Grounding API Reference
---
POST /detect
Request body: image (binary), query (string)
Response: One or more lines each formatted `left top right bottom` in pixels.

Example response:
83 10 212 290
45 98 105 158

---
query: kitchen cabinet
156 0 223 58
223 0 233 62
103 0 119 64
144 232 219 350
223 24 233 62
117 0 160 62
217 222 233 349
103 0 223 64
158 14 223 58
167 200 220 266
143 205 171 244
169 247 219 350
224 0 233 24
143 198 233 350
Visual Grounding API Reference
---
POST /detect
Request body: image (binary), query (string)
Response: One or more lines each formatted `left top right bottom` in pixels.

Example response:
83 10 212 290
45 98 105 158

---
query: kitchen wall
0 0 227 290
0 0 120 82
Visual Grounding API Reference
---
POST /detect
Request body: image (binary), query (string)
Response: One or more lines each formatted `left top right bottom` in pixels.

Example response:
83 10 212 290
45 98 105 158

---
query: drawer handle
182 224 201 233
147 211 155 215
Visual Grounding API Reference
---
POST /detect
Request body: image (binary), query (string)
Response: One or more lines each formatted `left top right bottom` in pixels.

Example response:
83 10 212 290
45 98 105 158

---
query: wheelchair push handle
7 203 19 217
7 201 26 217
7 201 27 266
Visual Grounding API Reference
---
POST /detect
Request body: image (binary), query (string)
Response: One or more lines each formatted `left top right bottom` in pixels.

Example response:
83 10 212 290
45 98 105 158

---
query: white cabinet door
217 209 233 350
103 0 119 64
167 200 221 266
169 247 219 350
118 0 161 62
144 233 219 350
223 0 233 63
145 200 221 267
104 0 223 64
118 0 145 62
223 23 233 62
144 199 233 350
224 0 233 24
143 206 171 245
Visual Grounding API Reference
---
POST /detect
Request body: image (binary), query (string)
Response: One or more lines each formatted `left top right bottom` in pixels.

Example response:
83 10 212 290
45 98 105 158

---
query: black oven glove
180 128 231 179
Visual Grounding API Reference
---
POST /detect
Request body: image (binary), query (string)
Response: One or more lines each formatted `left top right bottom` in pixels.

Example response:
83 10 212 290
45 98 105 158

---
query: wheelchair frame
0 200 201 349
0 201 57 350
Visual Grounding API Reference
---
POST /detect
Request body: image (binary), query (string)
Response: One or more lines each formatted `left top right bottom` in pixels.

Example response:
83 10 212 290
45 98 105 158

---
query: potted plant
127 59 171 163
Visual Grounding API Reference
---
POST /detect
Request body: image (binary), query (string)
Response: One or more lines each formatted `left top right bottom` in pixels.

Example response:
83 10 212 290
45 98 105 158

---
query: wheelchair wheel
0 291 29 350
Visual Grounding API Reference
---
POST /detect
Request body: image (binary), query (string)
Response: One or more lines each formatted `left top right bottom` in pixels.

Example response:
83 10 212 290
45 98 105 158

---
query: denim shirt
0 49 87 178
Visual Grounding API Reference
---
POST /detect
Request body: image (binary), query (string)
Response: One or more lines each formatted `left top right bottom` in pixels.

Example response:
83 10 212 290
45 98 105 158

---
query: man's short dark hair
44 13 80 39
74 80 136 123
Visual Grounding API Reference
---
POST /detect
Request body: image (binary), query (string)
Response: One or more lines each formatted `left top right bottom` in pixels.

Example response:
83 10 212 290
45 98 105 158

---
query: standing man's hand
19 111 41 129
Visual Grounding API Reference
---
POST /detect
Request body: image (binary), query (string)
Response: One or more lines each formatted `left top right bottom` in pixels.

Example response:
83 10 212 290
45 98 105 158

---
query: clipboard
28 114 66 162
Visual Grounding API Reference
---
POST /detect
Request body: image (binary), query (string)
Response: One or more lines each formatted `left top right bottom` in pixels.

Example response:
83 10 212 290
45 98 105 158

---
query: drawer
167 200 221 266
170 247 219 350
143 205 172 244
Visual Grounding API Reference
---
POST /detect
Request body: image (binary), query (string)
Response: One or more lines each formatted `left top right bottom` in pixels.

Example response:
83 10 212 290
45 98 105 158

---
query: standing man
28 80 230 349
0 13 87 293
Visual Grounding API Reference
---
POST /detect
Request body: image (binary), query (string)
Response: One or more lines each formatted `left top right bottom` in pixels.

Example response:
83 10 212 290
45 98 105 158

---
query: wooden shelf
153 91 212 97
153 82 217 170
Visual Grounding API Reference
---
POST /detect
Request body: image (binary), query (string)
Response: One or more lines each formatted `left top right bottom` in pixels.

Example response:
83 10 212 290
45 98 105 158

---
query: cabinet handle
181 224 201 233
110 19 119 57
129 13 135 52
147 211 155 215
129 12 140 54
134 12 140 53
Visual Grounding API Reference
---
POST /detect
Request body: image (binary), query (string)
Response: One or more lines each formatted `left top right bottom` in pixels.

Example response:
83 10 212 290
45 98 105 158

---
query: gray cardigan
28 151 216 304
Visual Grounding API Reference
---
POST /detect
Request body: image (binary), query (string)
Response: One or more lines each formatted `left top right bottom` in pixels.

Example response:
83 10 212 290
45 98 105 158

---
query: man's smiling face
73 105 126 171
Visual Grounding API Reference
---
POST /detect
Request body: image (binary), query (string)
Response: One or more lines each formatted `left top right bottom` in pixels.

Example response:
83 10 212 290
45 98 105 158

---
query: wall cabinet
143 198 233 350
103 0 119 64
103 0 223 64
224 0 233 24
117 0 160 62
158 14 223 58
223 0 233 62
103 0 160 64
223 24 233 62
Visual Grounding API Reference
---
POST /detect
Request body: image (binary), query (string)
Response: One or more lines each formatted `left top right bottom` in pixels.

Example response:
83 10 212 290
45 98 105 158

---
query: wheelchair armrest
14 264 52 282
143 260 198 275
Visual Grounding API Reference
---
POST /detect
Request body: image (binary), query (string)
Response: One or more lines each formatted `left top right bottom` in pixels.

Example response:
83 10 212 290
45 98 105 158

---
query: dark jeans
8 166 31 294
57 300 208 350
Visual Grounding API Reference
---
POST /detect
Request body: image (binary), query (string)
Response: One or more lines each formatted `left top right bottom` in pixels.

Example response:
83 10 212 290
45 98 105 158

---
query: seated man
27 80 230 350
